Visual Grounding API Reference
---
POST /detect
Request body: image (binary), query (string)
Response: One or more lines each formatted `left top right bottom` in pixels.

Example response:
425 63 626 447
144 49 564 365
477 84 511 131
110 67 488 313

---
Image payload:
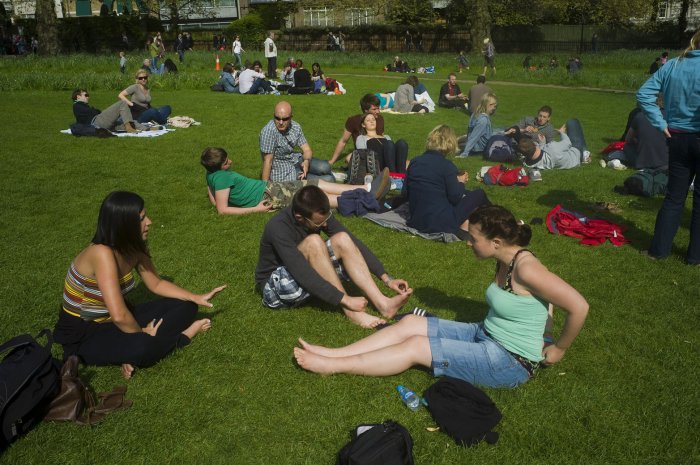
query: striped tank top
62 262 136 322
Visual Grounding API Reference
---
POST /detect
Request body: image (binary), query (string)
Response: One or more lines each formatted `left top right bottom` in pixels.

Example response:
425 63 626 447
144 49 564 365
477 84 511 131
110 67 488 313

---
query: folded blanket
364 203 461 243
61 128 173 138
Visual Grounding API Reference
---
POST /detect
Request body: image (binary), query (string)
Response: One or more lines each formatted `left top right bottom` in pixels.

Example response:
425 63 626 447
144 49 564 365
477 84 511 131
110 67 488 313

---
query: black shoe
369 168 391 202
96 128 115 138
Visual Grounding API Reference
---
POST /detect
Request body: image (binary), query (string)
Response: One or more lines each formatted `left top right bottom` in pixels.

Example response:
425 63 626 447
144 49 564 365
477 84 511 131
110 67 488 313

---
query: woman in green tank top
294 205 588 388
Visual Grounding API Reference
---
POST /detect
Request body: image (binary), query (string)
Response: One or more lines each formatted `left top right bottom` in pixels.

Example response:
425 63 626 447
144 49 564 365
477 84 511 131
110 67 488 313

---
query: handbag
44 355 132 425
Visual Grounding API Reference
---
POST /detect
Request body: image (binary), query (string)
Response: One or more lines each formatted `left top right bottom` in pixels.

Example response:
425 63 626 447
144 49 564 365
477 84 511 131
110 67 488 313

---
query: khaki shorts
263 179 319 210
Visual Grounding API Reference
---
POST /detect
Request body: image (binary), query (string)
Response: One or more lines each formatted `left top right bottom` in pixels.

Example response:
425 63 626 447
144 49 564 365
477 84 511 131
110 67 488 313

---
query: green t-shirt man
206 170 266 207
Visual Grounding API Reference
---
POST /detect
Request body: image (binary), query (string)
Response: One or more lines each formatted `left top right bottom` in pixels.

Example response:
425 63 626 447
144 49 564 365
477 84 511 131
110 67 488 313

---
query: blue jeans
137 105 171 125
246 78 273 94
565 118 588 161
177 49 184 63
649 133 700 263
304 158 335 183
427 318 530 388
234 53 241 68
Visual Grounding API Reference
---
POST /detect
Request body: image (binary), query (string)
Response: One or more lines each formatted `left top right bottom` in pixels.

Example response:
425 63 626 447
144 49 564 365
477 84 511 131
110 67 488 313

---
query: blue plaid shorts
262 239 348 308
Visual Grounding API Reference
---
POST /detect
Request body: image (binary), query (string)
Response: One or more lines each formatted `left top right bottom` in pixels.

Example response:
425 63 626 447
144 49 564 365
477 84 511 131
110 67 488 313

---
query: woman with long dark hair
295 205 588 388
54 191 226 379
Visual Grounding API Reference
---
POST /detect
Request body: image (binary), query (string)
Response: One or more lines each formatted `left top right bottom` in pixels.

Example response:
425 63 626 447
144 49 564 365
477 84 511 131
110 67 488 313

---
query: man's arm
299 142 312 179
261 154 273 181
212 187 271 215
329 129 352 165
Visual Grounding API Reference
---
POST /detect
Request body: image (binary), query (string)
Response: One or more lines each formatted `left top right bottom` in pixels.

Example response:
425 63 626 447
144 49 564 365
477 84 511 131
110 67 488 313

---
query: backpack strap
0 329 53 358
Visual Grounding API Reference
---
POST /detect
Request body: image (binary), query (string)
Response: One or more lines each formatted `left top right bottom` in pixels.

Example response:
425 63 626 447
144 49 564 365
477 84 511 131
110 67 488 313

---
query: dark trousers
246 78 273 94
267 56 277 78
368 138 409 173
649 133 700 263
137 105 171 125
565 118 588 159
64 299 197 368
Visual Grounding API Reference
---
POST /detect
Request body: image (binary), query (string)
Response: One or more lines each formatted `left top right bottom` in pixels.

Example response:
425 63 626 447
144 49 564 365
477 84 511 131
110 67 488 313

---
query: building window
345 8 373 26
657 0 669 19
303 7 334 26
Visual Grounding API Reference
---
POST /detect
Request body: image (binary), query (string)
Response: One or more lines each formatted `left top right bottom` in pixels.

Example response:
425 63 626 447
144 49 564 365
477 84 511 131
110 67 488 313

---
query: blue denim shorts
262 239 347 308
427 317 530 389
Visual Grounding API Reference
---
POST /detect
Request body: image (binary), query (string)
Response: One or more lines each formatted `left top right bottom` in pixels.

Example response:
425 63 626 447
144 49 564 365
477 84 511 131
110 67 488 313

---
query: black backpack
348 149 381 185
622 168 669 197
0 330 61 452
337 420 414 465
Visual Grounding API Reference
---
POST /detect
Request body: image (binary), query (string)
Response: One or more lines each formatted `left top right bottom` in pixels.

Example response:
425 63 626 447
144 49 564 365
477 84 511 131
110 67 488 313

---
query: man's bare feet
376 290 413 319
293 347 336 375
121 363 135 379
344 309 385 329
182 318 211 340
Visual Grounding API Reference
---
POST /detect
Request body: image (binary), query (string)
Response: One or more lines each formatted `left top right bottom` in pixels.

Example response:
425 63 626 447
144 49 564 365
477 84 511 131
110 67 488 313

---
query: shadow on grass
127 279 225 321
412 286 489 323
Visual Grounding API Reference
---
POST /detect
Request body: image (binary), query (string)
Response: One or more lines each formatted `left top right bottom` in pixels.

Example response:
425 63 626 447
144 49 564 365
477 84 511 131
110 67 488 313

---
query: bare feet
298 338 338 357
376 290 413 319
121 363 135 379
293 347 336 375
344 309 385 329
182 318 211 340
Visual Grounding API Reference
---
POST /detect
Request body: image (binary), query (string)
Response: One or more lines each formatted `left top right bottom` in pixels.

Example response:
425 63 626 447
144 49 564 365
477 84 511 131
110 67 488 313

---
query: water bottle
364 174 373 185
397 385 421 411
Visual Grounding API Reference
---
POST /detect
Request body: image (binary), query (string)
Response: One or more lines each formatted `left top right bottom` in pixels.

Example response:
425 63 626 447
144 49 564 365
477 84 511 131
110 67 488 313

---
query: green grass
0 56 699 464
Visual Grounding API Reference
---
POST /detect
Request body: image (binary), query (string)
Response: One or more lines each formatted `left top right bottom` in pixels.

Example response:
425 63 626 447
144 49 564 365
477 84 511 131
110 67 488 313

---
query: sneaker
124 121 139 133
607 159 626 170
529 169 542 182
599 160 607 168
582 150 592 164
394 306 437 321
369 167 391 201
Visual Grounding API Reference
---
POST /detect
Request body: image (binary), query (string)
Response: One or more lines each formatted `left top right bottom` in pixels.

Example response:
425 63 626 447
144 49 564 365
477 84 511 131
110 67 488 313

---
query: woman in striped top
53 191 226 379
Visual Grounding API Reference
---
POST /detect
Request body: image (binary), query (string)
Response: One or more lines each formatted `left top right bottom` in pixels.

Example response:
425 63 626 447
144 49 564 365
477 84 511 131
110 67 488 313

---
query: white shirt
264 37 277 58
233 39 241 54
238 69 266 94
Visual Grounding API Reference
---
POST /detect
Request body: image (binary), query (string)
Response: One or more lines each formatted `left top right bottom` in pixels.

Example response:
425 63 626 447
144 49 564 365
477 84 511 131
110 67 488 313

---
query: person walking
264 32 278 79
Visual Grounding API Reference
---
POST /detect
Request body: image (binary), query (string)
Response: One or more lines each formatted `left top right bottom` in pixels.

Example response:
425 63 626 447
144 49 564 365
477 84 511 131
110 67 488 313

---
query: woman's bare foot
344 309 385 329
182 318 211 340
298 338 339 357
376 290 413 319
293 347 336 375
121 363 135 379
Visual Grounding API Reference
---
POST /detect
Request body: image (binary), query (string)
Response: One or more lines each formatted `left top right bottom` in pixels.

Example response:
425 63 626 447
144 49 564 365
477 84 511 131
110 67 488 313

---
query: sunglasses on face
274 115 292 122
137 76 148 81
305 211 333 228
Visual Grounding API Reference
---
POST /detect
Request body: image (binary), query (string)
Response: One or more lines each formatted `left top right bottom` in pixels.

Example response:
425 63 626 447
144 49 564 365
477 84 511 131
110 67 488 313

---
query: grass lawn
0 52 698 464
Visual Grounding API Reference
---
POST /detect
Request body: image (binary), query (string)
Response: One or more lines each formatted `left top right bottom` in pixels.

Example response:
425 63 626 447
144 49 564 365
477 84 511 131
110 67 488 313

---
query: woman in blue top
637 30 700 264
459 93 497 157
219 63 239 93
294 205 589 388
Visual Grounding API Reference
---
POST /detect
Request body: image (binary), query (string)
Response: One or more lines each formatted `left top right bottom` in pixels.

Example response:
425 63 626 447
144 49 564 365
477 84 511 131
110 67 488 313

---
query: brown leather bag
45 356 131 425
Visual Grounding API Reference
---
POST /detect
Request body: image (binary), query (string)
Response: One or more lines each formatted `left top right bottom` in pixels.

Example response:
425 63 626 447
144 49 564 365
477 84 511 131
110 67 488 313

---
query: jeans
177 49 184 63
565 118 588 161
303 158 335 183
137 105 171 125
246 78 273 94
427 318 530 388
267 56 277 78
234 53 241 68
649 133 700 263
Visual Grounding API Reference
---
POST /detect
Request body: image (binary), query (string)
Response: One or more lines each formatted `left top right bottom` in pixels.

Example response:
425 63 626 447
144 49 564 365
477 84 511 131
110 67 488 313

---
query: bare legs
318 179 370 209
296 233 412 327
294 315 432 376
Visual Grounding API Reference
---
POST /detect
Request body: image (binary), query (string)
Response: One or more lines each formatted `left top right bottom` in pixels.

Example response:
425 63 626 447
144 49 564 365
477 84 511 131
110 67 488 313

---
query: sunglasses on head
274 115 292 122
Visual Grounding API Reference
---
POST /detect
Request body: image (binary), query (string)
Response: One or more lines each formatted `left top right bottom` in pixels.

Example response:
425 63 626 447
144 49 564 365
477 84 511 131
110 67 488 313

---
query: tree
138 0 221 32
34 0 60 55
386 0 434 25
468 0 491 53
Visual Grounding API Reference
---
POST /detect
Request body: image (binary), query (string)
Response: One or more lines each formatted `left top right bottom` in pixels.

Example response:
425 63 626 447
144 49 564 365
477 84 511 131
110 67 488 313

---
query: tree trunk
35 0 60 55
169 0 179 33
678 0 690 46
468 0 491 54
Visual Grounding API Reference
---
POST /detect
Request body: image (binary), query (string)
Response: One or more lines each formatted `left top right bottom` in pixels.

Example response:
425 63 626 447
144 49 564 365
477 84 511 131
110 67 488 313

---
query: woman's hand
142 318 163 336
191 285 227 308
541 343 566 365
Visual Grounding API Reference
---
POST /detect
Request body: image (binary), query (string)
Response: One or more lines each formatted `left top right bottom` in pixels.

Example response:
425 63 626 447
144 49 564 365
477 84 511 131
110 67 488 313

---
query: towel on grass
61 128 173 138
364 203 461 243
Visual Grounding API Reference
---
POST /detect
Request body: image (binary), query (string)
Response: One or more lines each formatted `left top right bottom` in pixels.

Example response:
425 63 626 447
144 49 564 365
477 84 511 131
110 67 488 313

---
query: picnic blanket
364 203 462 243
61 128 173 138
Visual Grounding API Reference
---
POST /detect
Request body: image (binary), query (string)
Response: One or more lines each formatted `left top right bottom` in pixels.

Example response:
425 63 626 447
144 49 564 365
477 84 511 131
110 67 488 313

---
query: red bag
601 141 625 154
483 165 529 186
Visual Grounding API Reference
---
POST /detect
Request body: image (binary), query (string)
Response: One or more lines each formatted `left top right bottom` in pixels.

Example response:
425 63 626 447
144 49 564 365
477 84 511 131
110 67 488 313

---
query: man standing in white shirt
264 32 278 79
232 35 244 69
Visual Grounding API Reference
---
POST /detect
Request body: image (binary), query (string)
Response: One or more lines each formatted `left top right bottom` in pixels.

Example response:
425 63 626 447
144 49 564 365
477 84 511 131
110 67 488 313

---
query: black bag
348 149 381 185
622 168 669 197
0 330 60 451
484 134 517 163
210 83 225 92
337 420 414 465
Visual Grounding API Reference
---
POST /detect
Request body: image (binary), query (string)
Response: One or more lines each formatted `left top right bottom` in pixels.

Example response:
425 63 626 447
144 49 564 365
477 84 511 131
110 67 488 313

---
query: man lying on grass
201 147 391 215
255 185 412 328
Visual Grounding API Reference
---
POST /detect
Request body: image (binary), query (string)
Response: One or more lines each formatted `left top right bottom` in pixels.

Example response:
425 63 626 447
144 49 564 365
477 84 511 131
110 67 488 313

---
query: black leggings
367 138 409 173
55 298 198 368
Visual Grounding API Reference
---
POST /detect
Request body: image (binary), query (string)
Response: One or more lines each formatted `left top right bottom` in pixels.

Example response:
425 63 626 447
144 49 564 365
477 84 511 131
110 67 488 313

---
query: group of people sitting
71 69 172 134
217 58 341 95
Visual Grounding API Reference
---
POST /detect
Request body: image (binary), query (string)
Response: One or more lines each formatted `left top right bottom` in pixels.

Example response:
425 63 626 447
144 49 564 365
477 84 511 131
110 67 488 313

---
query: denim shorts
427 317 530 389
262 239 348 308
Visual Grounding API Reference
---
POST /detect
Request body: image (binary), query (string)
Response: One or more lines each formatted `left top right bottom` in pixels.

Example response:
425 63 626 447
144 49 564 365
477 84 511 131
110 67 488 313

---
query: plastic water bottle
364 174 373 185
397 385 421 411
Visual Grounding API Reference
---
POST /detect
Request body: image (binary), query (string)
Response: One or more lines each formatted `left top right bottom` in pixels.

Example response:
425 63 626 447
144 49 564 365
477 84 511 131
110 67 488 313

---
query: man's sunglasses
274 115 292 122
305 211 332 228
137 76 149 81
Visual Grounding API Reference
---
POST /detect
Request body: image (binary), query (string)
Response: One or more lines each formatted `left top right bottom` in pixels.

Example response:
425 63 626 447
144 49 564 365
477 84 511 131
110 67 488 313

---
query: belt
483 328 539 377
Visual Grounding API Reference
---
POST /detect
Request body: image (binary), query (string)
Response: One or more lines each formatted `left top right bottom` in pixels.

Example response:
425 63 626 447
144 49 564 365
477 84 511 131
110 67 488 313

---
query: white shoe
607 159 626 170
529 169 542 182
599 160 607 168
582 150 592 164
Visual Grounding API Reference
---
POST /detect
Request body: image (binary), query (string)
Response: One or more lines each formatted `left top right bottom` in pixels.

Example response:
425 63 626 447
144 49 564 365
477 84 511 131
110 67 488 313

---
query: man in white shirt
264 32 277 78
238 60 275 95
